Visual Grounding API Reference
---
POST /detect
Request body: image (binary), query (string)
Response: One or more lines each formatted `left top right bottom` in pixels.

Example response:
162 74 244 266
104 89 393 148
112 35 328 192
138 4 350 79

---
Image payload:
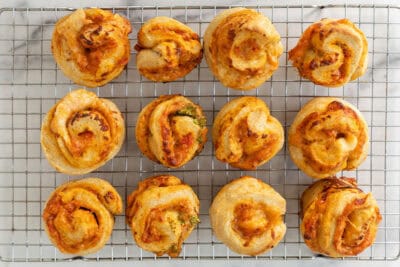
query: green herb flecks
189 216 200 226
176 105 206 128
193 117 207 128
196 135 203 144
176 105 197 117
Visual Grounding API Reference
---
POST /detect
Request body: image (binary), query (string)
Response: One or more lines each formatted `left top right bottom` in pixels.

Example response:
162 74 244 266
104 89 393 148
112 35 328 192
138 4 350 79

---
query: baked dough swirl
52 8 131 87
301 177 382 257
135 17 202 82
136 95 207 168
43 178 123 255
210 176 286 255
41 89 125 175
204 8 283 90
213 96 284 170
288 97 368 179
289 18 368 87
126 175 200 257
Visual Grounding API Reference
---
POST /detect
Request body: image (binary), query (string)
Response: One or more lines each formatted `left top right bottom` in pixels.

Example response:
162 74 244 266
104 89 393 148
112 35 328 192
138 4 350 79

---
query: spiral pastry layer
41 89 125 175
52 8 131 87
126 175 200 257
210 176 286 255
135 16 202 82
288 97 368 179
203 8 283 90
301 177 381 257
136 95 207 168
43 178 123 255
213 96 284 170
289 18 368 87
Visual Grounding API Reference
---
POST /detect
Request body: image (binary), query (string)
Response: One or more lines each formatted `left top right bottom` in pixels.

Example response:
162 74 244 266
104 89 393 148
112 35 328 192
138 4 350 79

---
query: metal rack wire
0 4 399 262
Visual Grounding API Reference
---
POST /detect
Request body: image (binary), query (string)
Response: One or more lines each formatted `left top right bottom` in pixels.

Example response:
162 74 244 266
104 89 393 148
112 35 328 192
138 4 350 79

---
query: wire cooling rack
0 4 399 262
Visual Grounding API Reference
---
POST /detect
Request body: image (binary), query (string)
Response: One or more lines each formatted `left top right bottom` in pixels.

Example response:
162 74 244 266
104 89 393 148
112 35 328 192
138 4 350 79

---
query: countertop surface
0 1 398 267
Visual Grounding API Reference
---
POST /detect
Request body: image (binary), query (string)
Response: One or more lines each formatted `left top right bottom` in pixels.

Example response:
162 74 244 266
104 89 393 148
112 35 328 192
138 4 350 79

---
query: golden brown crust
301 177 381 257
126 175 200 257
289 18 368 87
41 89 125 175
43 178 123 255
203 8 283 90
212 96 284 170
209 176 286 255
135 16 202 82
52 8 131 87
135 95 207 168
288 97 368 179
